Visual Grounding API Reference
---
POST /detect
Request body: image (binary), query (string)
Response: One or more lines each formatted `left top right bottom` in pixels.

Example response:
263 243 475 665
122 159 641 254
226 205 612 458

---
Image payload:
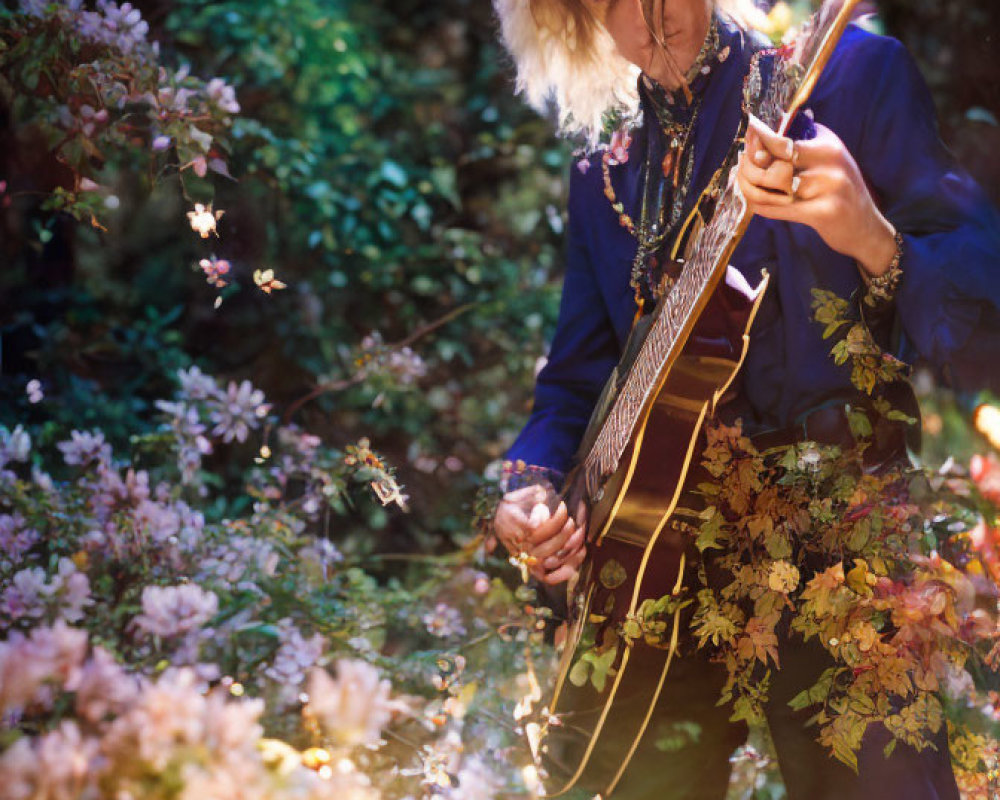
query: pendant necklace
601 14 728 308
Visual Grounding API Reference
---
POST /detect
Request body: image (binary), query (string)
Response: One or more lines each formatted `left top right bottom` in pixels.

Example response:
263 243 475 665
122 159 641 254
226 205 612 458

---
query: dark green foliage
1 0 996 550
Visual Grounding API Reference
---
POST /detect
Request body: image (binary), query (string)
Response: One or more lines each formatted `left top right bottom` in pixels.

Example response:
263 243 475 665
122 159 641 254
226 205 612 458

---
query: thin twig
280 302 477 425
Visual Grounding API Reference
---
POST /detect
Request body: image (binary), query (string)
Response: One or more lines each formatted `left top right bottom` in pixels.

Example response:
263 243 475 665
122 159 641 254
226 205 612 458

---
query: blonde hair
492 0 747 147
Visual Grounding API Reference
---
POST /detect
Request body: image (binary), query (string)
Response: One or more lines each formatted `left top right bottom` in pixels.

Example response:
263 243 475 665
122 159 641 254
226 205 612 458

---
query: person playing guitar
489 0 1000 797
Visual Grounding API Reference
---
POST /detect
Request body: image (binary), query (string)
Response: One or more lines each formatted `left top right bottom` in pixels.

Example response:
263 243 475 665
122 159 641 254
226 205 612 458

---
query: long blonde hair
492 0 747 147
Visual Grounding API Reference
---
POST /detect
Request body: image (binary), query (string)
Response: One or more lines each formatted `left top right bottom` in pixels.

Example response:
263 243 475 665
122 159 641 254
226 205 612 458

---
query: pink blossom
473 572 490 595
52 558 93 623
0 622 88 716
134 583 219 639
177 365 220 401
156 399 213 482
276 425 321 465
421 602 466 638
77 1 150 55
1 567 49 621
198 256 231 288
298 538 343 582
198 535 277 587
71 646 140 723
78 104 108 136
0 721 100 800
89 466 150 522
263 619 325 705
57 430 112 467
606 128 632 166
0 513 40 562
305 660 404 747
102 667 264 777
158 85 194 113
208 379 271 444
358 331 427 385
206 77 241 114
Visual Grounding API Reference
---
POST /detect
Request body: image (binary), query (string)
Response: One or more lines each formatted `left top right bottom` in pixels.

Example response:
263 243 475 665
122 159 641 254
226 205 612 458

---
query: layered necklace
601 14 731 306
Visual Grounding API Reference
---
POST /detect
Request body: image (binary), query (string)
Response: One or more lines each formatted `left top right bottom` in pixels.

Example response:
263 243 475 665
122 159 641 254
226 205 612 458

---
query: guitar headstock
746 0 863 135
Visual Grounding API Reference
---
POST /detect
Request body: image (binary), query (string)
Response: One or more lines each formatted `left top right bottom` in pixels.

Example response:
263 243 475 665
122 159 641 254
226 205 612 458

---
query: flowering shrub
0 0 239 225
1 1 997 798
0 369 560 799
0 622 384 799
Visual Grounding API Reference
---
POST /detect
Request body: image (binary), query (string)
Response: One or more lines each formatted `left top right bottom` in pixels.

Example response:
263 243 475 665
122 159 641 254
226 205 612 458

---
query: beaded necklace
601 14 733 305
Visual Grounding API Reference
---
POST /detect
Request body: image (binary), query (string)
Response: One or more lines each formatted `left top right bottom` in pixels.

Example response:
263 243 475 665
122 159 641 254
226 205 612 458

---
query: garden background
2 0 1000 798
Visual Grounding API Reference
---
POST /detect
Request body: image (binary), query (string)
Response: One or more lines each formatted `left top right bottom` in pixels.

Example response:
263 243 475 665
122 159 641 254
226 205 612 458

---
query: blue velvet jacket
505 21 1000 478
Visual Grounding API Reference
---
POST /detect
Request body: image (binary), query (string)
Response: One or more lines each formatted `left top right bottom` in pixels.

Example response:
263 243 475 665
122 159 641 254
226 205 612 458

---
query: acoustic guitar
529 1 861 795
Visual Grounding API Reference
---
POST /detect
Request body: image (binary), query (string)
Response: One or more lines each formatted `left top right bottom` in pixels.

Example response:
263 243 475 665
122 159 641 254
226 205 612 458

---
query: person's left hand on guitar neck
493 487 588 585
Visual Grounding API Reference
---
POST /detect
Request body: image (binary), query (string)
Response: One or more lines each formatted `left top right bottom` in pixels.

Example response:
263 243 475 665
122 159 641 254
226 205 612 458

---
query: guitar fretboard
577 0 846 497
580 178 747 497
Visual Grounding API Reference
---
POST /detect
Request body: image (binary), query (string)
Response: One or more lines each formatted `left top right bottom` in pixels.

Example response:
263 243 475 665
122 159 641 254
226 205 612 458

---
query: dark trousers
589 411 957 799
609 632 961 800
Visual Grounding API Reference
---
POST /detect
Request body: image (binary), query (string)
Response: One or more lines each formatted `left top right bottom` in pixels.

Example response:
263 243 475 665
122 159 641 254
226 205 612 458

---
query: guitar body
540 269 768 798
527 4 860 794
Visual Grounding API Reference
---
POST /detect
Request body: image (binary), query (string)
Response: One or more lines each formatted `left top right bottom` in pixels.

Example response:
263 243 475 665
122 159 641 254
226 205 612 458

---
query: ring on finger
790 174 802 199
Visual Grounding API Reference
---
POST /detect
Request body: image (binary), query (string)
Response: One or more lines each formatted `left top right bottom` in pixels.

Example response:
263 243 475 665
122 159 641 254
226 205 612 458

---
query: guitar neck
577 0 861 498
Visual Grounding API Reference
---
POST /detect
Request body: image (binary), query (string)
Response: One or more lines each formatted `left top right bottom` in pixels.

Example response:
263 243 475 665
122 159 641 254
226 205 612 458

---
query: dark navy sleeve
503 163 622 475
854 35 1000 388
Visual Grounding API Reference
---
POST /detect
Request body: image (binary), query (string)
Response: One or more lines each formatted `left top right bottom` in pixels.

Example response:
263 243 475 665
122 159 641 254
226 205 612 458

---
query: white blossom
422 602 466 638
206 77 240 114
305 660 403 747
25 379 43 404
187 202 224 238
0 424 31 468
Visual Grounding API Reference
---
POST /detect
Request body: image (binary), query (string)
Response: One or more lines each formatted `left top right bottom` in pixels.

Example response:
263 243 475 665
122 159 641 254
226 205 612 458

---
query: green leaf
380 159 407 187
569 658 591 688
846 518 871 551
788 667 839 711
847 408 872 439
588 648 618 693
696 506 725 552
764 532 792 560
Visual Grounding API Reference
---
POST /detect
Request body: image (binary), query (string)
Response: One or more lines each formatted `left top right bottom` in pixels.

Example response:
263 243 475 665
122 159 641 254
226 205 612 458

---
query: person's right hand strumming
493 485 587 585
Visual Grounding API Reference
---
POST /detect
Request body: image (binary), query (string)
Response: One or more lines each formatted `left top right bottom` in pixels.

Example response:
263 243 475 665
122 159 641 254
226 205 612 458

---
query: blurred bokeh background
2 0 998 544
1 2 999 796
